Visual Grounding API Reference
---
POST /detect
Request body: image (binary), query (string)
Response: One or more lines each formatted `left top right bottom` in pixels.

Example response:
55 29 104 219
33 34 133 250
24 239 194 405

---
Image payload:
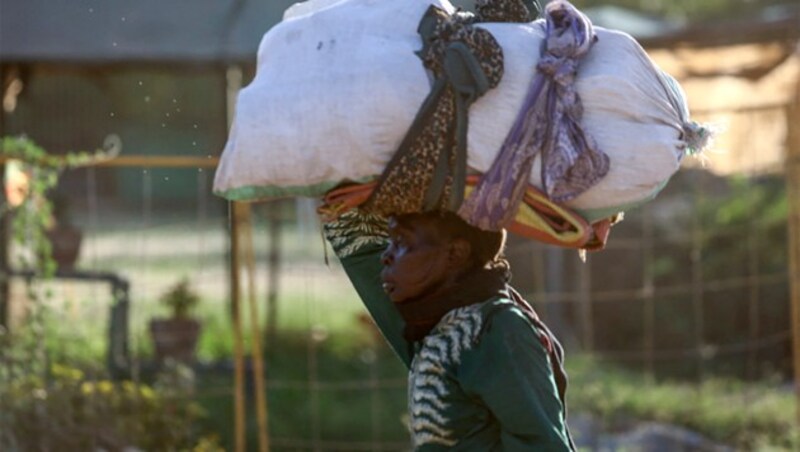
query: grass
188 339 798 451
566 356 798 450
194 333 410 450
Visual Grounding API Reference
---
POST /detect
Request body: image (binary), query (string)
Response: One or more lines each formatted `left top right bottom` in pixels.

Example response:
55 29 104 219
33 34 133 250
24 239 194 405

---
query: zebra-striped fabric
408 304 484 448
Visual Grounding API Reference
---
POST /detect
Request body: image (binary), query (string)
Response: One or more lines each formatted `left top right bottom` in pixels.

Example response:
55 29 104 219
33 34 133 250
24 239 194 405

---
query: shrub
0 328 218 451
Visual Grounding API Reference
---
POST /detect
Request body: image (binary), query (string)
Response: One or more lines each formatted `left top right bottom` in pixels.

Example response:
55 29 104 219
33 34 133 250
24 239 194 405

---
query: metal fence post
786 79 800 429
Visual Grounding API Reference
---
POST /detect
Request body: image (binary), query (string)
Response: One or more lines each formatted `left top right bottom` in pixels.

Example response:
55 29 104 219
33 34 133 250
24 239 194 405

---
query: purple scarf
459 0 610 231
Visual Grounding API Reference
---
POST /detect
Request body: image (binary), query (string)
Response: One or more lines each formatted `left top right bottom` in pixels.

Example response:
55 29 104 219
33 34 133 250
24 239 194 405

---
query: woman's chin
389 289 414 304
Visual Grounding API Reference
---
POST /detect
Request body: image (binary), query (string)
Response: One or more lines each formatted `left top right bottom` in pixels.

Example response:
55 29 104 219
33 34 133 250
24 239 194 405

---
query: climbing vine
0 135 121 276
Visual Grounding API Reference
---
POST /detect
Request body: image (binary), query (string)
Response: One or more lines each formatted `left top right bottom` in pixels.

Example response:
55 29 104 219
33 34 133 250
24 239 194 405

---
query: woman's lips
381 270 395 295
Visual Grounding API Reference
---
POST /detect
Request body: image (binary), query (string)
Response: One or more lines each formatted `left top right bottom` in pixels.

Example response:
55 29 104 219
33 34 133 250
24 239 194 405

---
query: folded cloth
320 176 616 250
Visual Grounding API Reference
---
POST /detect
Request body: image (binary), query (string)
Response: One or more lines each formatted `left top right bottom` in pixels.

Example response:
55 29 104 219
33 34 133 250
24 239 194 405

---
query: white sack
214 0 692 220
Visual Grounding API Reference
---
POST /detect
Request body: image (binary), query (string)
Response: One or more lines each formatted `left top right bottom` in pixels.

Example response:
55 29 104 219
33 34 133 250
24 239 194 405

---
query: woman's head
379 211 507 303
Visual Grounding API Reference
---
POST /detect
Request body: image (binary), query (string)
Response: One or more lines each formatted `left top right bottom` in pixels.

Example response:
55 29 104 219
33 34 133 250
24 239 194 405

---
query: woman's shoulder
478 296 533 326
471 295 547 351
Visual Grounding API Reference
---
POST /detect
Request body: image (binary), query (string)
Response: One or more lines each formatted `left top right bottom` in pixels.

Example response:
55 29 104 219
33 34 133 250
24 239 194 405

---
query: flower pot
46 223 82 270
149 318 202 364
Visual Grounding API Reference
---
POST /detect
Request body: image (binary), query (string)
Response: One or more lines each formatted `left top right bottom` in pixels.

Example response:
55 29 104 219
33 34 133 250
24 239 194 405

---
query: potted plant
149 278 202 364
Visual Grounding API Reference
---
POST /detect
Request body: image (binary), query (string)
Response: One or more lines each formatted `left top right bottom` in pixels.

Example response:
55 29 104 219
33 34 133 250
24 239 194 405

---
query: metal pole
226 65 247 452
578 253 593 352
0 64 11 328
786 80 800 428
241 202 270 452
642 204 655 381
265 203 281 348
230 201 246 452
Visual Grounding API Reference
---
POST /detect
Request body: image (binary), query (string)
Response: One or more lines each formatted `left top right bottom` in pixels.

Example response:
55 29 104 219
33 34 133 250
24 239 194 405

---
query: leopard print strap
476 0 536 23
364 6 504 217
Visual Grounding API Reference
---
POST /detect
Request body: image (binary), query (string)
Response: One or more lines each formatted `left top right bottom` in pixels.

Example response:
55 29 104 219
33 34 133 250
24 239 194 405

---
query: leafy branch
0 135 121 276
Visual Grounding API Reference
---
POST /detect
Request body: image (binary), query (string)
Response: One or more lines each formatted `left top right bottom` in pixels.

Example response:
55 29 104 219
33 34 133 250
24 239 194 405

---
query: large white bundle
214 0 693 221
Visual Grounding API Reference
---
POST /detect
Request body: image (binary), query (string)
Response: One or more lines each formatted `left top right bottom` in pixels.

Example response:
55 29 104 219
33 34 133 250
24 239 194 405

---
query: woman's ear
448 238 472 270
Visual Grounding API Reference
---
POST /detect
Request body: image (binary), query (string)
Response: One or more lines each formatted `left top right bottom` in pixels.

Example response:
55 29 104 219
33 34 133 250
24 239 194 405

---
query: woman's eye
391 236 406 248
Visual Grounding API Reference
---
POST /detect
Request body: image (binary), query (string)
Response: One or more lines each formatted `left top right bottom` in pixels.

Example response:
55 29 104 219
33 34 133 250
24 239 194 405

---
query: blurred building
0 0 296 205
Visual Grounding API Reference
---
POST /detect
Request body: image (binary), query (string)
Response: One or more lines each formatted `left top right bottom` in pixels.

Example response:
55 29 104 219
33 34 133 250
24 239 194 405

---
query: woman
322 208 573 450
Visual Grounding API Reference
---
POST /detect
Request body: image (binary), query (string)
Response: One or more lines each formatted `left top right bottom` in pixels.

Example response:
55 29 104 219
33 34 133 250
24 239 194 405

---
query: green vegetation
193 337 797 450
568 356 798 450
160 277 201 319
0 136 120 276
10 286 794 451
0 355 221 451
0 137 218 450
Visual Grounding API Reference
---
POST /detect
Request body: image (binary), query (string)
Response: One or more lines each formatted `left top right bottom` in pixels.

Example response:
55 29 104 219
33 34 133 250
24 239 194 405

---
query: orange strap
319 177 614 250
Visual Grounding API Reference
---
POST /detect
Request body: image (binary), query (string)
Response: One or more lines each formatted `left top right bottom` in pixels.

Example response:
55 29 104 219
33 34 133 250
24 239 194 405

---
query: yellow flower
139 385 156 400
97 381 113 394
193 435 224 452
81 382 95 395
51 363 83 381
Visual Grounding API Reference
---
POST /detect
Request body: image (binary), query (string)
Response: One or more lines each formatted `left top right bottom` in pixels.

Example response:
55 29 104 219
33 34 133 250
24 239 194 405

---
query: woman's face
380 214 457 303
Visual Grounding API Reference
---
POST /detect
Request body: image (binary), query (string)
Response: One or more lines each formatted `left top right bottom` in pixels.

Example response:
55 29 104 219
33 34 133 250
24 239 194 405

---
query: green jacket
327 215 572 451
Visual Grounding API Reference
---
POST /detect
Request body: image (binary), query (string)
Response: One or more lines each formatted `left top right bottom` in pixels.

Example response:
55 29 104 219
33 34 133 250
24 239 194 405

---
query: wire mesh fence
3 131 791 450
1 55 797 452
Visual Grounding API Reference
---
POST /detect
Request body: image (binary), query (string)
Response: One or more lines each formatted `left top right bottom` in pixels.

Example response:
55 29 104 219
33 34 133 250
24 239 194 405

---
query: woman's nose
381 248 393 266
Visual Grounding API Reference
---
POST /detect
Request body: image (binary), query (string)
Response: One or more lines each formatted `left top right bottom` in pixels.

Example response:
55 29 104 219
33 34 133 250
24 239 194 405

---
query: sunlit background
1 0 798 450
